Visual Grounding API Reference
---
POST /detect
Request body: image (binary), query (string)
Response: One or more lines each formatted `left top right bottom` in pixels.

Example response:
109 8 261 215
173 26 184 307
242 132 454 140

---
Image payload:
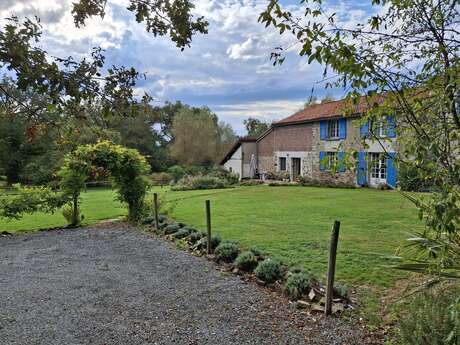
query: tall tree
243 117 270 137
260 0 459 281
170 106 236 165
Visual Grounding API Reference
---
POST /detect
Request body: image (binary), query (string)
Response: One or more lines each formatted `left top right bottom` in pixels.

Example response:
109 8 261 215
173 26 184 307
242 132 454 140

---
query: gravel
0 226 380 345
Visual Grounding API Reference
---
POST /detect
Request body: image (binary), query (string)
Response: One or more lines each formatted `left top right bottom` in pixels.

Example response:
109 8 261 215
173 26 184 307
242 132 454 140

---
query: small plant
284 272 311 300
171 175 229 191
62 204 84 227
140 215 155 225
235 251 258 272
215 241 240 263
250 246 263 258
333 283 349 299
397 288 459 345
210 234 222 250
188 231 204 243
172 228 191 239
164 223 181 234
158 214 168 222
254 259 282 284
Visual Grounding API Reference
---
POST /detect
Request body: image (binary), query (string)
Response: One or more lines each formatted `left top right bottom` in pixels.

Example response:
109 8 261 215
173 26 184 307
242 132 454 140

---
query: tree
0 2 208 132
72 0 208 49
170 106 236 165
260 1 459 282
244 117 270 137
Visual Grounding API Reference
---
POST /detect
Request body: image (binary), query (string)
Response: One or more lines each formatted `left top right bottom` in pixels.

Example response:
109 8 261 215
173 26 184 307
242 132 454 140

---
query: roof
219 136 257 165
274 96 375 126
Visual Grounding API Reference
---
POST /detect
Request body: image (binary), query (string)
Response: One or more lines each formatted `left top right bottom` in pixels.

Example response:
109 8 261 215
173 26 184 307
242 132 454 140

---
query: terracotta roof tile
275 96 374 125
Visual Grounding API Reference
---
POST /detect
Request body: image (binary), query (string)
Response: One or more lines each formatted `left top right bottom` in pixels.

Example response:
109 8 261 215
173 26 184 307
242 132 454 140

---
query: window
370 153 387 179
325 152 338 170
371 117 387 138
279 157 287 171
327 120 340 139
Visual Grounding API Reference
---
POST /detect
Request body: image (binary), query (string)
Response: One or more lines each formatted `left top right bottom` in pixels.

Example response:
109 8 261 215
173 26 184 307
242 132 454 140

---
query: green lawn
0 185 424 288
0 187 126 233
159 186 423 288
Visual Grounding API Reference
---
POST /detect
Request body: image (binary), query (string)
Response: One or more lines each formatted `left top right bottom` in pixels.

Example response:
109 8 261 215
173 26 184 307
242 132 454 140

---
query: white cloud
0 0 376 135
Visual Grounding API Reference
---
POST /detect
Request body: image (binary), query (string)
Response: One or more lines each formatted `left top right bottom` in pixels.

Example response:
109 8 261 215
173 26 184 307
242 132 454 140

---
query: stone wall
310 118 361 186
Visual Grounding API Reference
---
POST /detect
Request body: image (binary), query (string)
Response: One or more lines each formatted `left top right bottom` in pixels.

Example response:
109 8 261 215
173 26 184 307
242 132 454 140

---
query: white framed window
370 153 387 179
371 117 387 138
327 120 340 139
279 157 287 171
326 152 338 170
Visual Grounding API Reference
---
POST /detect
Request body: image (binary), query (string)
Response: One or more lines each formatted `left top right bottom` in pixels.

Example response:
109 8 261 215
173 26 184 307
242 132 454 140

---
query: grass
0 187 126 233
1 185 423 289
159 185 423 288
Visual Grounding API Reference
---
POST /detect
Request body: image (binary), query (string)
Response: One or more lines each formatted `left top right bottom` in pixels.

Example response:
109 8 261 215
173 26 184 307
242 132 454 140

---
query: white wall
223 146 242 179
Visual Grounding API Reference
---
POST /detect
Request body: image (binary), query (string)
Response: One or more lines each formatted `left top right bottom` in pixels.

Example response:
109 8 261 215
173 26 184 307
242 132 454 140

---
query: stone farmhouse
221 97 398 188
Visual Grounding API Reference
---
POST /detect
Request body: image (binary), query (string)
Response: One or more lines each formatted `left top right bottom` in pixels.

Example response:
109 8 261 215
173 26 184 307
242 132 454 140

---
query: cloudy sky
0 0 376 134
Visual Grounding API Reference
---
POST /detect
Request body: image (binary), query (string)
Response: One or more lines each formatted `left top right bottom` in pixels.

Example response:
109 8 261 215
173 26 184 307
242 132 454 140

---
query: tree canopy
170 106 236 165
244 117 270 137
0 1 208 128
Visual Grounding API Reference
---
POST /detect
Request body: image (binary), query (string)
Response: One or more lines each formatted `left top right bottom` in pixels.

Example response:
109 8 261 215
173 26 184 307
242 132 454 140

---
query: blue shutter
357 152 367 186
320 121 327 140
339 118 347 139
360 121 369 138
387 116 396 138
338 152 346 172
387 152 397 188
319 151 326 171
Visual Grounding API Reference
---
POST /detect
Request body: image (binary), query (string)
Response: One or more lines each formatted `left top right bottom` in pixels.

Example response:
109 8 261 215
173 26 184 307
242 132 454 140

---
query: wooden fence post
325 220 340 316
206 200 211 254
153 193 159 232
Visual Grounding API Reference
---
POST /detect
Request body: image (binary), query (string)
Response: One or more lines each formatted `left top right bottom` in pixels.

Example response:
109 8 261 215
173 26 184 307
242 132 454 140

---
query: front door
369 153 387 187
291 158 301 181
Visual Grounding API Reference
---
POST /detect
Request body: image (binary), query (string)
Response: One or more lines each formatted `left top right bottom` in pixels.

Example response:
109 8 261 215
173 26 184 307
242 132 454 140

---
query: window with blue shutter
357 152 367 186
387 116 396 138
338 152 346 172
320 121 327 140
386 152 397 188
319 151 326 171
339 118 347 139
360 121 369 138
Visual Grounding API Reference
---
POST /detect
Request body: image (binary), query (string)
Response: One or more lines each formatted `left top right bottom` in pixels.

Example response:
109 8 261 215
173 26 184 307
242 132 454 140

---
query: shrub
195 233 222 252
62 204 84 227
167 165 186 183
158 214 168 223
284 272 311 300
235 251 258 272
210 234 222 250
171 175 229 191
215 241 240 263
254 259 282 284
140 215 155 225
150 172 171 186
188 231 204 243
164 224 181 234
333 284 349 299
398 288 459 345
172 228 191 239
240 180 264 186
0 184 68 221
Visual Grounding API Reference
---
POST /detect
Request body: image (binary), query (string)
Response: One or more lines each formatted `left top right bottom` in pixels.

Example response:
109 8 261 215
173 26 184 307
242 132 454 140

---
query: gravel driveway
0 226 379 345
